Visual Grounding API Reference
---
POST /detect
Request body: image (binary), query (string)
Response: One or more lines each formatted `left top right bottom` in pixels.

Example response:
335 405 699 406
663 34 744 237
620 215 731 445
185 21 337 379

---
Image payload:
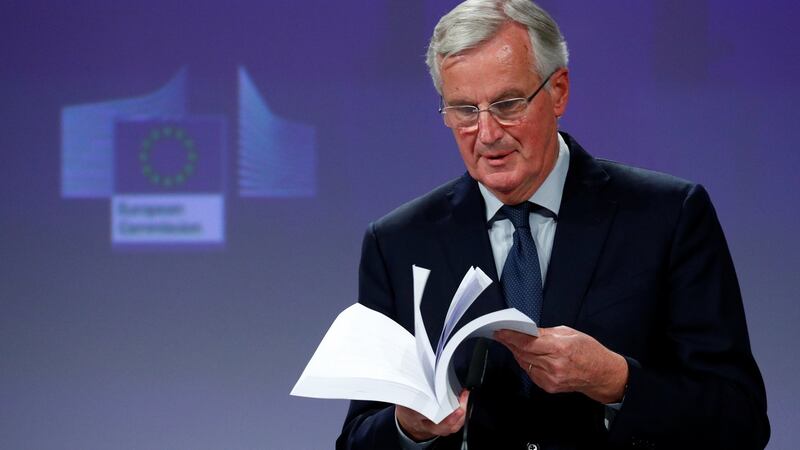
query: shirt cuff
395 410 437 449
604 402 622 430
603 381 627 429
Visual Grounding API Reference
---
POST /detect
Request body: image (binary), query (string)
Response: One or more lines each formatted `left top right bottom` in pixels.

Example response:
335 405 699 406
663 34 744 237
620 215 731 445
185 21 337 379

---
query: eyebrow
490 88 528 103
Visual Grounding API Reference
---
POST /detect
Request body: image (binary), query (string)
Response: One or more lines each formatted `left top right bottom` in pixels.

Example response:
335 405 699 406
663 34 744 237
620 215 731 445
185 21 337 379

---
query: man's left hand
494 326 628 404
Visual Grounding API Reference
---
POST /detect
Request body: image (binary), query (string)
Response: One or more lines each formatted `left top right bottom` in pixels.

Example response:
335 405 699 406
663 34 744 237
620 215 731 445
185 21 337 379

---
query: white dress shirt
480 133 570 283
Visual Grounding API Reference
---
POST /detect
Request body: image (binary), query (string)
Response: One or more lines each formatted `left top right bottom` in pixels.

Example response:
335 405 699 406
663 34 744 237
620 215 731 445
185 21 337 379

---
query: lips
481 149 515 166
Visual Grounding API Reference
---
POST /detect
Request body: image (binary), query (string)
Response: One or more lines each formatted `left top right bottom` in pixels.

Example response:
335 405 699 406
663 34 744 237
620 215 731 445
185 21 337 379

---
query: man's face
439 22 569 205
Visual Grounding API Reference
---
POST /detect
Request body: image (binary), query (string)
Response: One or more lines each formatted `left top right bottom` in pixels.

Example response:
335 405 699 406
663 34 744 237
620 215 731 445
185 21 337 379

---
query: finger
504 349 536 378
494 329 532 346
496 330 553 356
540 325 578 337
505 347 557 379
496 329 556 352
435 406 465 434
398 405 461 439
437 395 467 425
505 347 528 368
396 406 431 440
494 330 535 355
441 407 464 424
536 327 553 337
396 405 430 429
458 389 470 409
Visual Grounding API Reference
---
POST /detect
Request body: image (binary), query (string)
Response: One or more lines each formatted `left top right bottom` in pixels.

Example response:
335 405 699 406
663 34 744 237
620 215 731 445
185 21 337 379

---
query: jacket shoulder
595 158 702 206
370 175 469 232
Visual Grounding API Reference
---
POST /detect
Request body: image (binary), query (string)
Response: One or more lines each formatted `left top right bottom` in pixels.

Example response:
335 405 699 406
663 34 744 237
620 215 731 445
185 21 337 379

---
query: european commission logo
61 67 315 249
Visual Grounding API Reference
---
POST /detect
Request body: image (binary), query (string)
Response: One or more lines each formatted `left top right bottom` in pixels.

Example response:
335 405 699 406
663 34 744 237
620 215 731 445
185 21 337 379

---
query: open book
290 265 538 423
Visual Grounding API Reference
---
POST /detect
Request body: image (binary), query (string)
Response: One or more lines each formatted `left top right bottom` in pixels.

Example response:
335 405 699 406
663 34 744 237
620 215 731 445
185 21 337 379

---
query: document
290 265 538 423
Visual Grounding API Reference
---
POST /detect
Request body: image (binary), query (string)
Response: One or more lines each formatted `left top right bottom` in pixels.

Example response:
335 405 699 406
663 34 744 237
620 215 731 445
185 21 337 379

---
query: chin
479 172 522 195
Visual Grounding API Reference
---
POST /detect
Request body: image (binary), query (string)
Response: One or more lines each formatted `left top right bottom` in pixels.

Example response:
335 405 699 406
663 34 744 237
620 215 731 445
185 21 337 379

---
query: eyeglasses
438 73 553 131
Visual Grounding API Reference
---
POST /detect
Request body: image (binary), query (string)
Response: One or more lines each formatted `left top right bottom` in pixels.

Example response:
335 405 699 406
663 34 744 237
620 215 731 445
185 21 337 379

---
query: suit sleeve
336 223 405 449
607 184 770 448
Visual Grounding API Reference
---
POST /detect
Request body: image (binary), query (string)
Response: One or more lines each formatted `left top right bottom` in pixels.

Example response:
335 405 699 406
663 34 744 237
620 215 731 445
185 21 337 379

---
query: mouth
481 150 515 166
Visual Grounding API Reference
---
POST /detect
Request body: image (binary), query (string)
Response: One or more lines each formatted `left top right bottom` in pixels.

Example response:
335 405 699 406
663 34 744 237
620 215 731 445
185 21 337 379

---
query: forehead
440 22 537 102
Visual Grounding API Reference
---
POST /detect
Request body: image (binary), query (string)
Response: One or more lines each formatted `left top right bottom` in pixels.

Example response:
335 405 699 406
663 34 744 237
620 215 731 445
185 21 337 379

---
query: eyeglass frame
438 72 554 130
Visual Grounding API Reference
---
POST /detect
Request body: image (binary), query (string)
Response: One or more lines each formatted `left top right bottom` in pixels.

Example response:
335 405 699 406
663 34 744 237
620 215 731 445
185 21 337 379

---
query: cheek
512 124 545 159
454 135 477 161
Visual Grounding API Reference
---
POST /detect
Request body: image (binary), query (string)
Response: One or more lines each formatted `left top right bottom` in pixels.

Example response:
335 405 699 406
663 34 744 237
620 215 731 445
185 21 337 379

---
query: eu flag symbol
114 117 225 194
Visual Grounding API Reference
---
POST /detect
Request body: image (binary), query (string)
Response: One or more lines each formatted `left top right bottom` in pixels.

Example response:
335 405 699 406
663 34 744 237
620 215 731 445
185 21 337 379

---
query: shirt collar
478 132 570 222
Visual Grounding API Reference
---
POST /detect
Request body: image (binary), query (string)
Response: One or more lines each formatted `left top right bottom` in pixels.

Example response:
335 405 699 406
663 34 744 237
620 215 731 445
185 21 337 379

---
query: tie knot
498 203 532 229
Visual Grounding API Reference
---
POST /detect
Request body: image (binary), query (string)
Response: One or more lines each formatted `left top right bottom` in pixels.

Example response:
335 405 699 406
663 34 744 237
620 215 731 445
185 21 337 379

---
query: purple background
1 1 798 448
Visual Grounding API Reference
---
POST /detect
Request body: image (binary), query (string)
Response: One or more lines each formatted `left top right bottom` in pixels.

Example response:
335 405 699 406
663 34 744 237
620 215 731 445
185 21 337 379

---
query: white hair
425 0 569 94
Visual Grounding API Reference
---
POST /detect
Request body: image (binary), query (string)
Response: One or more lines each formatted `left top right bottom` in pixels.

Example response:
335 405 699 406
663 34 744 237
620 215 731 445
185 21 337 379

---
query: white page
412 265 436 391
432 308 538 417
291 303 436 413
435 267 492 362
293 375 439 421
290 271 537 424
435 267 475 359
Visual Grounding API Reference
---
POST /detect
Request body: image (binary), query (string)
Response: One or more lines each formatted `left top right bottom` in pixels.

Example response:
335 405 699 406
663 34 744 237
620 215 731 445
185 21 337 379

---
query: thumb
458 389 470 409
537 326 554 337
537 325 574 337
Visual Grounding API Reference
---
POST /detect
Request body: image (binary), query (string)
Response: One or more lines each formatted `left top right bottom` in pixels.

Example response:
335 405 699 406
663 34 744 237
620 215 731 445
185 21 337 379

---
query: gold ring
527 362 533 373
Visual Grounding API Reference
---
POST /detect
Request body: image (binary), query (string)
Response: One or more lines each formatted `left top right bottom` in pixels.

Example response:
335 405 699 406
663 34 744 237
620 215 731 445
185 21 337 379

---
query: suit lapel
426 134 617 330
433 174 506 321
540 134 617 328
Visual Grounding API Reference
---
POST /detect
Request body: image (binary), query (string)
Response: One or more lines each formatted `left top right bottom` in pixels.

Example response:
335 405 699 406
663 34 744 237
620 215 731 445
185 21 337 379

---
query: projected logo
112 118 226 245
61 67 316 249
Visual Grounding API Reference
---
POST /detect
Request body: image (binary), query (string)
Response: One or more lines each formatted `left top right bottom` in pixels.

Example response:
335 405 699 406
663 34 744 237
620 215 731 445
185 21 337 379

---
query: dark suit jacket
336 133 769 450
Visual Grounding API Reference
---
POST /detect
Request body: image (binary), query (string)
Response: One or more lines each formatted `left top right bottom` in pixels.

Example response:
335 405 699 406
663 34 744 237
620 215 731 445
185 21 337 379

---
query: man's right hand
396 389 469 441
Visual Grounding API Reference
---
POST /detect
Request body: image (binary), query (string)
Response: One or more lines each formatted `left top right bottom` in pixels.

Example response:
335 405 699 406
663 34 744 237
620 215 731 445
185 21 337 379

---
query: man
337 1 769 449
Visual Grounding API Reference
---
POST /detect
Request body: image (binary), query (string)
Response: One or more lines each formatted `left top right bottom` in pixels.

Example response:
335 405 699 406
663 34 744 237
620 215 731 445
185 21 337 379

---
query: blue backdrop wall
1 1 798 448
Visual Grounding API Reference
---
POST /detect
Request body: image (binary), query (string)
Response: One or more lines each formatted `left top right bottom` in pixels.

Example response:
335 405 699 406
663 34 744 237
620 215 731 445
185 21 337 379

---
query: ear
549 68 570 117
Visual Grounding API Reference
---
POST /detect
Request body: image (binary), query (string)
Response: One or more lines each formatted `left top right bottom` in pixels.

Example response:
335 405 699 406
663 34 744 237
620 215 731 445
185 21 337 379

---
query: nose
477 110 504 145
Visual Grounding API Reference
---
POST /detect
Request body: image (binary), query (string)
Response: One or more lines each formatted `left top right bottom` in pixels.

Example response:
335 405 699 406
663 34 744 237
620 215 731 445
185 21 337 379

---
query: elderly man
337 1 769 449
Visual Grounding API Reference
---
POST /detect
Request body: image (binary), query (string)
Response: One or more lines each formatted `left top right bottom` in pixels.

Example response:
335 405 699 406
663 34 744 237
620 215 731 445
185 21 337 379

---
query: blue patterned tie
499 202 543 324
497 202 543 395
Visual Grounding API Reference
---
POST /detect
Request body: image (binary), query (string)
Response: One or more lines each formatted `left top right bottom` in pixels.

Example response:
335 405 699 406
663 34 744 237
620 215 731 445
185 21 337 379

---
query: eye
491 98 527 115
447 105 478 118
